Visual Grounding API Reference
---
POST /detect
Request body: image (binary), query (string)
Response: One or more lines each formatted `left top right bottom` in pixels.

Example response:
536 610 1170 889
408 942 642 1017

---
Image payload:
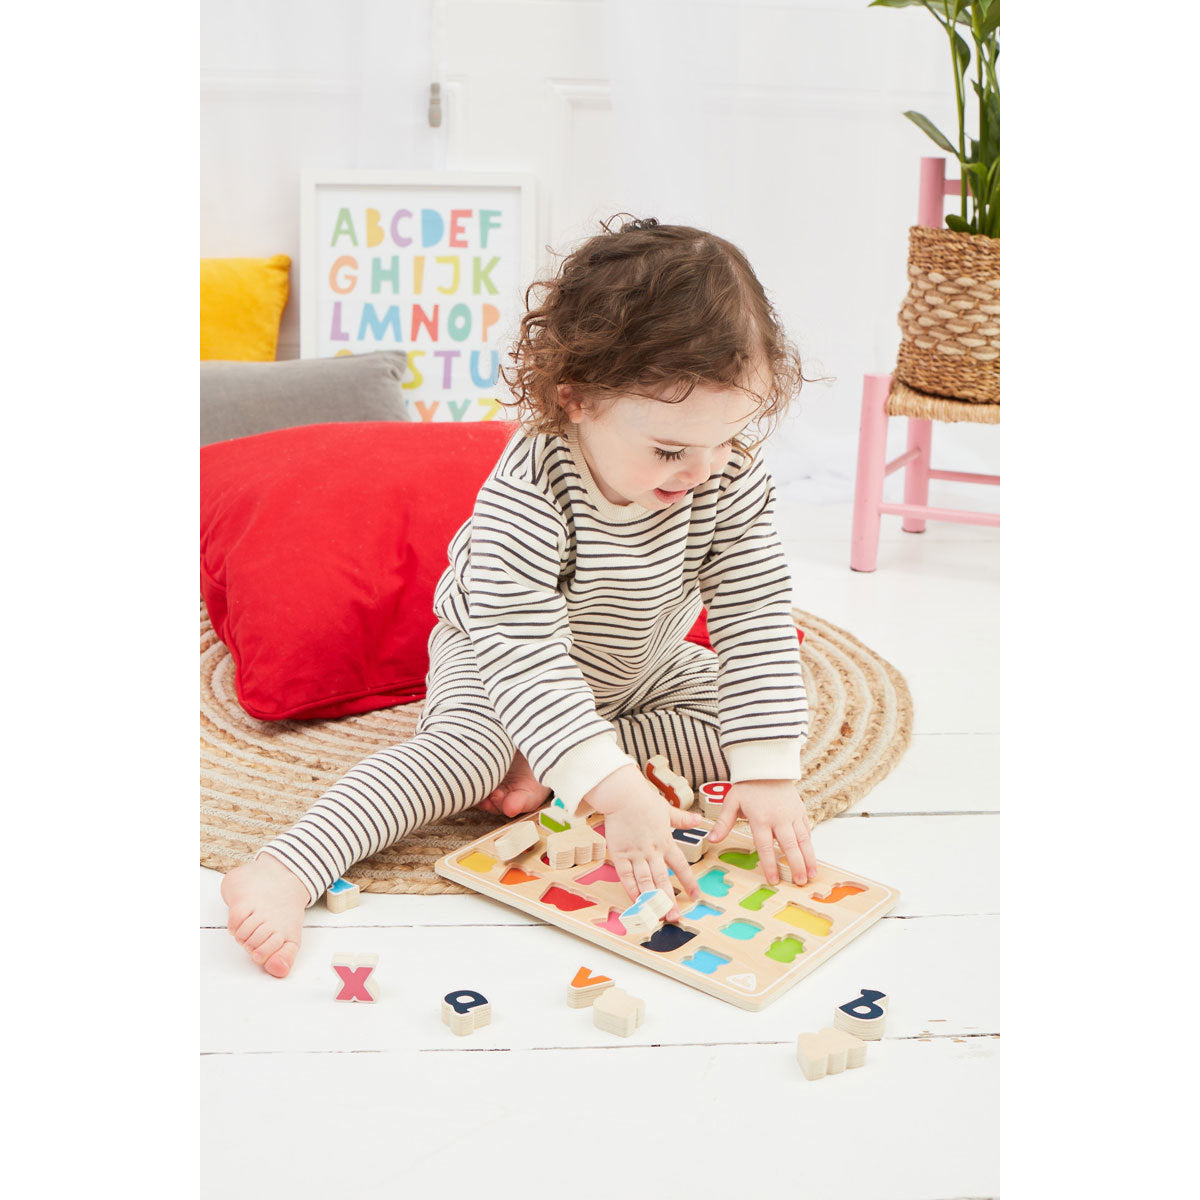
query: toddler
222 216 815 977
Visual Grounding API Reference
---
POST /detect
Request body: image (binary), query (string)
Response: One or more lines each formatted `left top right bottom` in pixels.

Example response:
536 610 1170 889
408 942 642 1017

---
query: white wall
201 0 441 357
201 0 1000 502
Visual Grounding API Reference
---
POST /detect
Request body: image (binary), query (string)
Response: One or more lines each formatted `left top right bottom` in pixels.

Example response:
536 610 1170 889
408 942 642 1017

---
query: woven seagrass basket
895 224 1000 404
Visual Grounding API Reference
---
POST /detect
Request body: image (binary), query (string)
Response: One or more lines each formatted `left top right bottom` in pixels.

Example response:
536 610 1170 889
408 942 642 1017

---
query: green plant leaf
979 0 1000 38
983 87 1000 163
903 110 958 156
964 161 988 195
953 28 972 77
945 212 974 234
985 157 1000 207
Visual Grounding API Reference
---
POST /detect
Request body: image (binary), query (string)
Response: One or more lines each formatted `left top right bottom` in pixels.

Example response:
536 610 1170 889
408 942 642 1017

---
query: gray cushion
200 351 409 445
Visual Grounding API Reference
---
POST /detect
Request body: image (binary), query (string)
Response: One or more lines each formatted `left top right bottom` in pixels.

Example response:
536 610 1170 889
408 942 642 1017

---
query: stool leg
901 417 933 533
851 373 892 572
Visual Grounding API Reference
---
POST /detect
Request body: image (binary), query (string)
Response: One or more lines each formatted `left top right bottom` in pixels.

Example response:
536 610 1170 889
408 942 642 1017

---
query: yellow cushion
200 255 291 361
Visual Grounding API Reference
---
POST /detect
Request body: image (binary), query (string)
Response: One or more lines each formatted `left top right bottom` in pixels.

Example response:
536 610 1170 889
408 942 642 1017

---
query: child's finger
796 818 818 879
633 860 656 900
667 806 705 830
614 857 640 904
774 825 808 886
664 843 700 900
649 859 678 921
708 797 742 843
749 820 781 886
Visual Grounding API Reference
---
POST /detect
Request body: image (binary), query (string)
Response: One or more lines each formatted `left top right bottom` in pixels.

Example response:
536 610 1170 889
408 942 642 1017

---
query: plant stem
973 25 984 231
924 1 967 225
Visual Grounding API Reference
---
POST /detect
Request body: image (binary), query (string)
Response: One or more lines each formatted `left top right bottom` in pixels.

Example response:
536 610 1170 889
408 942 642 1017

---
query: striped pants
259 621 734 905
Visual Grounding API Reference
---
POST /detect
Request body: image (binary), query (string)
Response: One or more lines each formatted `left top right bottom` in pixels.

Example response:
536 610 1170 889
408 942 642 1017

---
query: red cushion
200 420 518 720
200 420 801 722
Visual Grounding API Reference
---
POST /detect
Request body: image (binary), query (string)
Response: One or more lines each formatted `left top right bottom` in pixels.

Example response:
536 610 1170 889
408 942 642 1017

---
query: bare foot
478 750 552 818
220 855 310 978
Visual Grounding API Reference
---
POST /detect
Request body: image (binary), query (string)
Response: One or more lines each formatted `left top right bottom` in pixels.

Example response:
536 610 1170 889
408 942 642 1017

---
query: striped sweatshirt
431 423 807 812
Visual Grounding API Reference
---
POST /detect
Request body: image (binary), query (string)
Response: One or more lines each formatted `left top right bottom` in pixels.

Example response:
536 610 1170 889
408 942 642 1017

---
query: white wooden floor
199 490 999 1200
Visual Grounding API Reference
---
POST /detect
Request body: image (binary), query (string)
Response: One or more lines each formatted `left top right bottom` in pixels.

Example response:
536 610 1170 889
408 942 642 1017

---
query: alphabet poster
300 171 535 421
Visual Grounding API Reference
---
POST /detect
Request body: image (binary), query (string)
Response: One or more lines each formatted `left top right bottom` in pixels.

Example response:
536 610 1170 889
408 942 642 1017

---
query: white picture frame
299 170 536 421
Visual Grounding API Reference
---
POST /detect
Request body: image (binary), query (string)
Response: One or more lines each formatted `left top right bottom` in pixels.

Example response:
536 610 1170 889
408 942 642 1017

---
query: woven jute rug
200 602 913 893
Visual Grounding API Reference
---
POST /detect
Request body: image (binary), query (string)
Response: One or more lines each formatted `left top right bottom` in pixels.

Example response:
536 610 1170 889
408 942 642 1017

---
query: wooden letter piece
645 755 695 810
442 989 492 1036
592 987 644 1037
796 1027 867 1080
833 989 889 1041
547 825 605 870
539 796 584 833
545 826 606 871
493 821 540 862
671 824 710 864
566 965 615 1009
325 877 361 913
331 953 379 1003
620 888 673 940
698 780 733 820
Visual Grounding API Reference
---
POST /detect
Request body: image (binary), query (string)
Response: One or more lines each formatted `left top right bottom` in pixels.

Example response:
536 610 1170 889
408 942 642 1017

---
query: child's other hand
585 764 703 920
708 780 817 887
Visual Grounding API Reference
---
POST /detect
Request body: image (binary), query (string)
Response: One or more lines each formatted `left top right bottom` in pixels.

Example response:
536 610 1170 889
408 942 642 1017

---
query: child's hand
585 764 703 920
708 780 817 887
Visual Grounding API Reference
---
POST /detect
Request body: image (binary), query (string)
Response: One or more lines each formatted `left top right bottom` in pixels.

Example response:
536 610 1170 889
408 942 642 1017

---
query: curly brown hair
500 215 808 454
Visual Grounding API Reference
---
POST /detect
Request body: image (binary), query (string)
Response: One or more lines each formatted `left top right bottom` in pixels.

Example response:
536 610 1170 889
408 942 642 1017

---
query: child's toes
226 903 254 936
244 922 279 956
264 942 298 979
233 912 265 946
251 930 286 966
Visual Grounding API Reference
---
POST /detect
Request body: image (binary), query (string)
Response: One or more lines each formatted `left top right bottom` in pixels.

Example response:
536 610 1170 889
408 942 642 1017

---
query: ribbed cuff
542 733 638 815
724 738 803 784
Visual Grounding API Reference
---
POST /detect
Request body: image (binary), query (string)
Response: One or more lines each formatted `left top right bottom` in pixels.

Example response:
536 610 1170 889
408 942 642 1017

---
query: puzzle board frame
434 803 900 1011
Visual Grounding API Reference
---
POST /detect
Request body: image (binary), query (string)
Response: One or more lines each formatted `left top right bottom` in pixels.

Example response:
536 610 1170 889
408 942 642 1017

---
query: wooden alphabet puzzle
434 800 900 1011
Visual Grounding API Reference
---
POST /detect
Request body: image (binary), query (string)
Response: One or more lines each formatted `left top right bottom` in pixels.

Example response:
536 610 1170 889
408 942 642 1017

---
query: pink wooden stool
850 158 1000 572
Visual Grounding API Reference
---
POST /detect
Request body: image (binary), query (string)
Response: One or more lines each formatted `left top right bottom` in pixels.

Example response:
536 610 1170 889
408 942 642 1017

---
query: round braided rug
200 602 913 893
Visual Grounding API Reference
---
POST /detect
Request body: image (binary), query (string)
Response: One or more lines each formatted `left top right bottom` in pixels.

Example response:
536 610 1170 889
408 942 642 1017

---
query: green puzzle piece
766 936 804 963
739 886 777 911
718 850 760 870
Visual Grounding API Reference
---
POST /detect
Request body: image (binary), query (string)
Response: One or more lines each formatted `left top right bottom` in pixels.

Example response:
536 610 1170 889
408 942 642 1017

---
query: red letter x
332 954 379 1002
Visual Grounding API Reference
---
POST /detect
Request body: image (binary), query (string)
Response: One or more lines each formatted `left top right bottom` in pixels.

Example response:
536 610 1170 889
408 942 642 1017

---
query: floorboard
199 498 1000 1197
202 1039 999 1200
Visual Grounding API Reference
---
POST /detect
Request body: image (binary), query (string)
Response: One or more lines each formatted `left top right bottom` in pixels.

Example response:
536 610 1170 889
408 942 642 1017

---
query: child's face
559 381 761 509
